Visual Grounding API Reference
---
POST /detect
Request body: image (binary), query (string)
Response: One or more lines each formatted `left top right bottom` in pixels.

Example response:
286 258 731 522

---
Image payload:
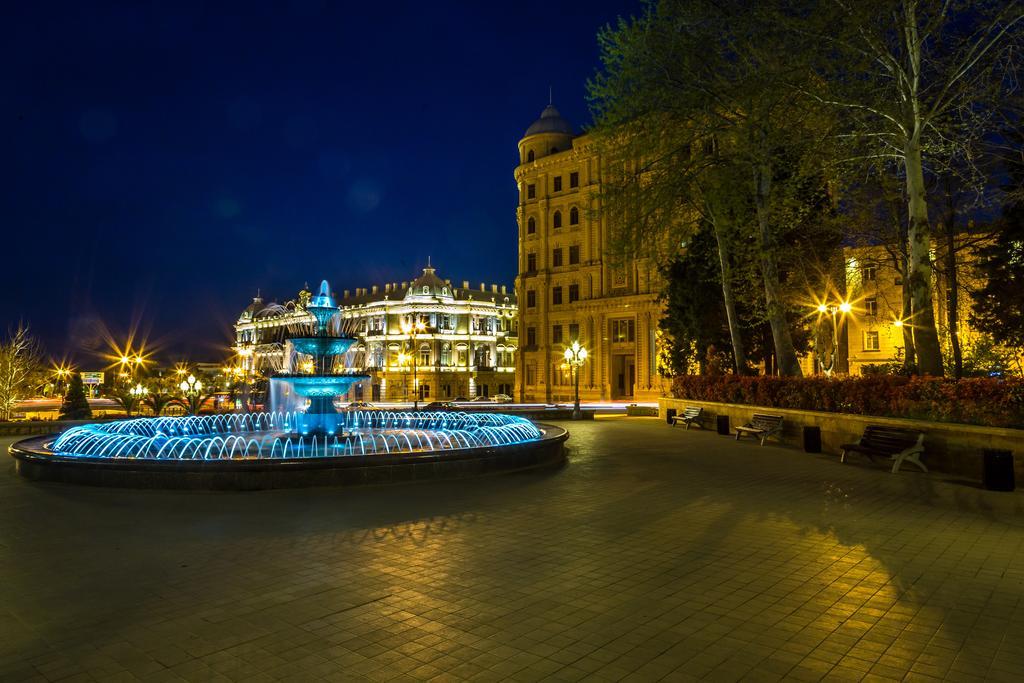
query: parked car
346 401 374 410
452 396 468 402
493 394 514 403
422 401 458 411
471 396 496 403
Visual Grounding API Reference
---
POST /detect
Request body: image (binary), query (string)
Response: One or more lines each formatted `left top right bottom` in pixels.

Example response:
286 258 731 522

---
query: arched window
420 343 431 366
553 210 562 229
527 150 535 162
441 343 451 366
442 287 449 296
527 217 536 234
569 206 579 225
422 285 430 295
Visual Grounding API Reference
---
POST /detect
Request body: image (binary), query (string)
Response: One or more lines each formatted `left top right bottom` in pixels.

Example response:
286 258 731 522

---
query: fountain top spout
306 278 337 336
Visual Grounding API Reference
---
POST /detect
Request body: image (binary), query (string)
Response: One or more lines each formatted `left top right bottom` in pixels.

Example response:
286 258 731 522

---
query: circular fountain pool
9 411 567 490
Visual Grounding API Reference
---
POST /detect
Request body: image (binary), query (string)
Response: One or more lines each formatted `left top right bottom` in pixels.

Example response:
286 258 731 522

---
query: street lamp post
401 319 426 409
179 374 203 416
814 301 851 376
397 352 410 402
563 340 588 420
128 382 148 417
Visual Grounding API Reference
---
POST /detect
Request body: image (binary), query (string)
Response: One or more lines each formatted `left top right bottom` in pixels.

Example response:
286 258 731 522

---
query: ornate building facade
235 265 517 402
515 104 664 402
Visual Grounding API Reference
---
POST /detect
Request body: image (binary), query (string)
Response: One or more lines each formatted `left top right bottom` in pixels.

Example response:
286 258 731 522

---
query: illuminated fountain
8 277 567 489
270 279 369 436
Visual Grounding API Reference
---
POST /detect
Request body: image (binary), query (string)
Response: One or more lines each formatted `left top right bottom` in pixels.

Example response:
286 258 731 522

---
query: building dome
523 104 574 138
405 265 454 300
239 295 264 321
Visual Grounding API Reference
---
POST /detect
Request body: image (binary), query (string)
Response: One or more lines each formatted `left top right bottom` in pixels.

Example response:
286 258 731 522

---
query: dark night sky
3 0 639 362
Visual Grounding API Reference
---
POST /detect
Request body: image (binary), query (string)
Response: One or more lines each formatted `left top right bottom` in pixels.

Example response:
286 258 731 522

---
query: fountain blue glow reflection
50 411 543 460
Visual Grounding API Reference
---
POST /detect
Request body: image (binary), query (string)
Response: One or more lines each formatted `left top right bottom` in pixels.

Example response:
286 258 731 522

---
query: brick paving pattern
1 417 1023 681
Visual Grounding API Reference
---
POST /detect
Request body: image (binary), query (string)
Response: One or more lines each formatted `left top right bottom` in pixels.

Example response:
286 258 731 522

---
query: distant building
515 103 664 402
235 265 517 402
831 238 1004 375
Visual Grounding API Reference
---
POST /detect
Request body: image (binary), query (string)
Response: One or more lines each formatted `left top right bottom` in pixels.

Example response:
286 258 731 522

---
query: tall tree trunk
944 210 963 378
904 138 944 375
710 219 750 374
753 160 802 376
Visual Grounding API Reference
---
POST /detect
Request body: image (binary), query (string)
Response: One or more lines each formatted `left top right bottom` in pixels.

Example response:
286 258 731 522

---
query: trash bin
803 426 822 453
716 414 730 435
983 449 1015 492
666 408 676 425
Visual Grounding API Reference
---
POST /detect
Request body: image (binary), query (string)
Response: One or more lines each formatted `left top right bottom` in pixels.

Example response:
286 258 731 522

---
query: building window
552 247 563 267
569 245 580 265
441 344 451 366
527 217 536 234
569 323 580 341
527 252 537 272
420 344 431 366
527 184 536 199
864 297 878 316
527 150 534 162
527 327 536 347
527 290 536 308
553 286 563 305
569 207 579 225
862 262 877 282
552 324 563 344
570 171 579 188
864 330 880 351
568 284 579 303
553 176 562 192
612 319 636 342
553 210 562 229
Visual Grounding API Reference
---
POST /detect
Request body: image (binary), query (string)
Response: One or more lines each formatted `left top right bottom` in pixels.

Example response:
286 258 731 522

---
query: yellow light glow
817 304 828 313
893 319 904 327
839 302 852 314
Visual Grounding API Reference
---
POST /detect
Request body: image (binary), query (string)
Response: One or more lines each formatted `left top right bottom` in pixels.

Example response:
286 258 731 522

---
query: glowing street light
401 319 427 409
812 300 852 376
563 340 588 420
179 374 204 416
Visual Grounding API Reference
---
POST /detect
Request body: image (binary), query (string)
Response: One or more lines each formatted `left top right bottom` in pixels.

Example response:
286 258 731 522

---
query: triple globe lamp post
563 340 588 420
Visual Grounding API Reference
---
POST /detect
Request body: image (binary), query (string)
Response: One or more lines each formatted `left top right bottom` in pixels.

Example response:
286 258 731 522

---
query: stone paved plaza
2 417 1023 682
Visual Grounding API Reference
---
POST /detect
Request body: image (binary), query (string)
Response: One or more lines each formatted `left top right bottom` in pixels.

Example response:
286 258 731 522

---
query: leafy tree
798 0 1024 375
972 135 1024 347
589 0 839 375
59 372 92 420
0 324 44 421
144 391 174 416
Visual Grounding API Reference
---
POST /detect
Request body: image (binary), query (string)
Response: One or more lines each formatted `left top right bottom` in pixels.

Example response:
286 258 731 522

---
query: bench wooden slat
670 406 704 429
734 413 783 446
841 425 926 474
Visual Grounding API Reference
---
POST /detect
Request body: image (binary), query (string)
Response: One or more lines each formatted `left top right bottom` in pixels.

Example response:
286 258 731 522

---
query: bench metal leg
892 450 928 474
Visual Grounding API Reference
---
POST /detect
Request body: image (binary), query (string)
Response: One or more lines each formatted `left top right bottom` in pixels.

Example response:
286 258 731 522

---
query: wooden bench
670 406 704 429
840 426 926 474
734 413 783 446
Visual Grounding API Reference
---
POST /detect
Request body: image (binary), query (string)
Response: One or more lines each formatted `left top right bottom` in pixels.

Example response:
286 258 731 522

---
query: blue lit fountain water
270 279 370 437
28 279 550 471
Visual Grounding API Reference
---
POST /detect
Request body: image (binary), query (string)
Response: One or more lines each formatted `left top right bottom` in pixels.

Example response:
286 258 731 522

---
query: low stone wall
659 397 1022 482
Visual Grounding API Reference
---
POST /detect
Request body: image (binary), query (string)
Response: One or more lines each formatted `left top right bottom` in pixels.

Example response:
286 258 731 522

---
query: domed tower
518 103 575 165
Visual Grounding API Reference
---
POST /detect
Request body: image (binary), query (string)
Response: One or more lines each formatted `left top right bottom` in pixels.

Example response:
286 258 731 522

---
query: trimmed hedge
671 375 1024 429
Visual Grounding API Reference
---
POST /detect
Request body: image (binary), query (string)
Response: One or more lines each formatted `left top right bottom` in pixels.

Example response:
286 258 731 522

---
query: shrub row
671 375 1024 429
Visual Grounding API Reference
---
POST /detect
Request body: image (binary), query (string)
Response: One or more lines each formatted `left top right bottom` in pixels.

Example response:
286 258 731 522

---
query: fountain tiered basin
9 410 567 489
8 277 568 488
